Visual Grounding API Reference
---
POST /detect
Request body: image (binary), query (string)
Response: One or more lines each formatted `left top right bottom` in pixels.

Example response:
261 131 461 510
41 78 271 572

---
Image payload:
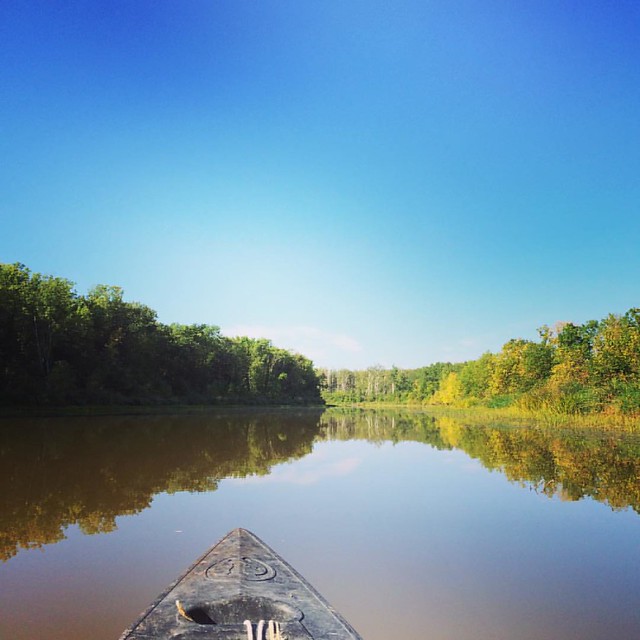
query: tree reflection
4 407 639 563
320 408 640 513
0 409 322 561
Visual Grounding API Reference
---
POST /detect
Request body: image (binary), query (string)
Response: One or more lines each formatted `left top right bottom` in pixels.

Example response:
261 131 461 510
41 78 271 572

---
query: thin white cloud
221 324 363 363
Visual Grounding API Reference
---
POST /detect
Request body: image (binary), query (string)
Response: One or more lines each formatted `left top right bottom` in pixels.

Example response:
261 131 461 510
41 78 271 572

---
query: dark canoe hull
119 528 363 639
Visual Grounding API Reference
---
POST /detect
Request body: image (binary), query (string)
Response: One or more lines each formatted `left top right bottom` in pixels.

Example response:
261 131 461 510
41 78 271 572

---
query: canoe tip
226 527 258 539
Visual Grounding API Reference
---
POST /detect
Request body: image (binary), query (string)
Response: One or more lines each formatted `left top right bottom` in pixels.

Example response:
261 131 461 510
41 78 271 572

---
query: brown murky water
1 407 640 639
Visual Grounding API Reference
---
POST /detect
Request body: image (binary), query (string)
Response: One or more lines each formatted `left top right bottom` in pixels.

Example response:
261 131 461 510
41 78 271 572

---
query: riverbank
323 401 640 431
0 403 327 419
4 400 638 432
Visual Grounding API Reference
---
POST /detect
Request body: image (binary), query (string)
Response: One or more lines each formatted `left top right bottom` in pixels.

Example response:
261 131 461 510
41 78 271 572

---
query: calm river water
1 407 639 640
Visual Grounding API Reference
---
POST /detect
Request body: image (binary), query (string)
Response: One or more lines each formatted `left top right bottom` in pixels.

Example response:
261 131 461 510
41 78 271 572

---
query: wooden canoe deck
119 528 363 639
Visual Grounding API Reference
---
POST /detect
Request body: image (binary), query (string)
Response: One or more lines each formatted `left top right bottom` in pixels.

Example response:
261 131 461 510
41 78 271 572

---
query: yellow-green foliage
321 307 640 420
432 372 463 405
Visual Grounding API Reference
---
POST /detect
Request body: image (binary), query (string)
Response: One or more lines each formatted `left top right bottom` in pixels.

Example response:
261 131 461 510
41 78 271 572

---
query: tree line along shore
319 310 640 419
0 263 321 406
3 262 639 419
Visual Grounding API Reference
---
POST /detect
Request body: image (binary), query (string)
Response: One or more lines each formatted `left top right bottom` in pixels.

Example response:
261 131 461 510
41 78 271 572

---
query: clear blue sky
2 1 639 369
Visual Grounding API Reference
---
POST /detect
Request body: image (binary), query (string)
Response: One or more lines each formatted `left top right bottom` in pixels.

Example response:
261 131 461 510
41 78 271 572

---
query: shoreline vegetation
0 263 322 407
318 311 640 429
320 308 640 426
2 263 640 428
329 404 640 431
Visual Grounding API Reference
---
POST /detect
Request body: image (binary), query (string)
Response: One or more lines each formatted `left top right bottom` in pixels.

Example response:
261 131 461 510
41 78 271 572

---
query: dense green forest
320 311 640 416
0 263 322 406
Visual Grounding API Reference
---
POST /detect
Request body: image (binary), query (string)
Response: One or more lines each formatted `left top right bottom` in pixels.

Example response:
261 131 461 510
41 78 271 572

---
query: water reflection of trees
0 410 322 562
5 408 639 563
320 408 640 514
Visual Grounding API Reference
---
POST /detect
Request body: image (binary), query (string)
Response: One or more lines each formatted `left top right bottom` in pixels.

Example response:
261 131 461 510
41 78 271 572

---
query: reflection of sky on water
226 442 362 485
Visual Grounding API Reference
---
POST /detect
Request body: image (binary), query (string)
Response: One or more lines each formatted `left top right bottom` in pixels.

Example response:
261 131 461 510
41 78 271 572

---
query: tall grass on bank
322 395 640 431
